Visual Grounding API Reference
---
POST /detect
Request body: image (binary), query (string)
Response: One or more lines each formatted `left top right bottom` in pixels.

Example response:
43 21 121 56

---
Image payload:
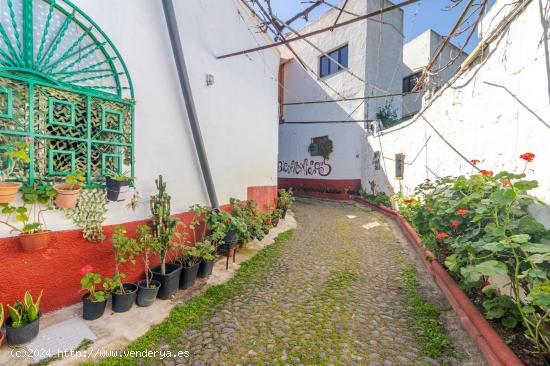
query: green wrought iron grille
0 0 134 187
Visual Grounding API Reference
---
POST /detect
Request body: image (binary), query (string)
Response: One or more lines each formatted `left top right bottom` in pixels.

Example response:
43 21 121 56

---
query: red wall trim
278 178 361 191
0 185 277 313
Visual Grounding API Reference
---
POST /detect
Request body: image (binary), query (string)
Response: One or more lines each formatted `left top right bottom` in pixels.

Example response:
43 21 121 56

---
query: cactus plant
6 290 42 328
66 189 108 242
150 175 180 275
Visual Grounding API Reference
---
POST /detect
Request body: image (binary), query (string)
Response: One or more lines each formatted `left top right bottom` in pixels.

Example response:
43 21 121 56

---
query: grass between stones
85 230 294 366
402 267 454 360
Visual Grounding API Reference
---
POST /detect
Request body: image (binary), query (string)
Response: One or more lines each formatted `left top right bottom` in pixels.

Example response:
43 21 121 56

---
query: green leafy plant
362 191 392 208
111 226 141 294
399 153 550 354
196 241 216 261
66 189 108 242
106 170 132 182
0 303 4 329
376 100 400 129
277 188 294 217
135 224 162 287
230 198 266 243
65 170 86 186
80 266 110 302
6 290 42 328
0 136 32 182
180 245 201 267
0 184 56 234
150 175 184 275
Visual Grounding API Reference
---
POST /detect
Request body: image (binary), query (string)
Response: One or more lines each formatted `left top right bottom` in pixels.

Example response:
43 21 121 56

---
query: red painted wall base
0 185 277 313
278 177 361 192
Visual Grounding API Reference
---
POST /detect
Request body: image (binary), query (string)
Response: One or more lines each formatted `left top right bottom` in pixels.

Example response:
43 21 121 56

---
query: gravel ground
154 199 486 366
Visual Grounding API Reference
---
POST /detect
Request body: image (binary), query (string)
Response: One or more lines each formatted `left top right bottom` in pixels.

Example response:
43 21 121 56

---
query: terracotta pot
53 183 81 209
19 231 50 252
0 182 21 203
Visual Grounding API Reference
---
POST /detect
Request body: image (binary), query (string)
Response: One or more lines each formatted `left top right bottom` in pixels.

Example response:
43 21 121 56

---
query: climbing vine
66 189 108 242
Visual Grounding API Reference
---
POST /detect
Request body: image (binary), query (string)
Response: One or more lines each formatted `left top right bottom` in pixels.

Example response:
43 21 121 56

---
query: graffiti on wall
278 158 332 177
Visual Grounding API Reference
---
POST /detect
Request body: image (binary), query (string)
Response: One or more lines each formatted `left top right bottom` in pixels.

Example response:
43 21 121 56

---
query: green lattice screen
0 0 134 186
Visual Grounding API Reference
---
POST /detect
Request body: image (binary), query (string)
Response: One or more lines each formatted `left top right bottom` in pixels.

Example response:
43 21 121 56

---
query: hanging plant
66 189 108 242
308 136 333 161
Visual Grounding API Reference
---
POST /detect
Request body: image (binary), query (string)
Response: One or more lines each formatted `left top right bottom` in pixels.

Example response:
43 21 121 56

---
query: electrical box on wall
395 153 405 179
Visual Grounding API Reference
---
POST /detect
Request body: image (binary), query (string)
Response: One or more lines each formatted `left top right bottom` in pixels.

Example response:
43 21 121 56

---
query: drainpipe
161 0 219 208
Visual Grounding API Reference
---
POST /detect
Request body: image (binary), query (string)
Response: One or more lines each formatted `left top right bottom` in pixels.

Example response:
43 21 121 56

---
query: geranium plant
0 137 32 182
399 153 550 355
135 224 162 287
80 266 109 302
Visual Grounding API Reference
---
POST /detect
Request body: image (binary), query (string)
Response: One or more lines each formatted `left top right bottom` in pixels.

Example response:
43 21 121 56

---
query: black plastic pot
218 230 238 253
198 259 215 278
137 280 161 307
152 263 182 299
106 177 130 202
6 315 40 346
180 262 200 289
281 208 287 219
112 283 138 313
82 293 108 320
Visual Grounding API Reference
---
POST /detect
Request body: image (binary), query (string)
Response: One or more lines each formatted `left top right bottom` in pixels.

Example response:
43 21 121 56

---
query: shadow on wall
279 57 391 195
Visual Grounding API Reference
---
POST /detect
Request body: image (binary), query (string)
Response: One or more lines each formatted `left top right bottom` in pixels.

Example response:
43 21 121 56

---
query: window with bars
319 45 348 77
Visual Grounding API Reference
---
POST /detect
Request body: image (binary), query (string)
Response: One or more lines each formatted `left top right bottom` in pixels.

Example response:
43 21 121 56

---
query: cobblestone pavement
156 199 483 366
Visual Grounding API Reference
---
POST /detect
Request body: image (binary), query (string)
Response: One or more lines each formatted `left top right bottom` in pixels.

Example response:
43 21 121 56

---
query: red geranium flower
435 232 450 240
451 221 459 228
470 159 480 166
482 281 492 287
457 209 470 216
480 170 493 176
404 199 413 204
500 179 511 186
80 264 94 275
520 152 535 162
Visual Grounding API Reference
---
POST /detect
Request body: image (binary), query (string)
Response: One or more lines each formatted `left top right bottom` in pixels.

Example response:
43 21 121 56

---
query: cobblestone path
156 200 482 366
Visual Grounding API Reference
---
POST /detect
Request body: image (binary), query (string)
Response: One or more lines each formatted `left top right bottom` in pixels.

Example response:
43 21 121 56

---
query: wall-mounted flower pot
82 293 108 321
0 182 21 204
198 259 214 278
136 280 161 307
6 315 40 346
105 177 130 202
53 183 81 209
19 231 50 252
152 263 182 299
112 283 138 313
179 262 200 289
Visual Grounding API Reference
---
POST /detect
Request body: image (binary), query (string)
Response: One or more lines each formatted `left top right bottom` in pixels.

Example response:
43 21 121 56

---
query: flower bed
354 196 524 366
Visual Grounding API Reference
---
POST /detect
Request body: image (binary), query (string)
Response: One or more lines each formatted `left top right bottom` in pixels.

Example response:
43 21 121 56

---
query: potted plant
135 224 162 307
105 171 132 202
80 266 110 320
0 137 32 204
150 175 183 299
271 208 282 227
0 184 56 251
0 303 4 347
53 170 85 209
277 188 294 219
197 241 216 278
110 226 140 313
5 290 42 346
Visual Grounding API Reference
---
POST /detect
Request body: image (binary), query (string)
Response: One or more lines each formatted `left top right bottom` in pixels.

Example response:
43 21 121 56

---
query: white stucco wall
278 0 403 182
402 30 468 117
0 0 280 236
365 0 550 226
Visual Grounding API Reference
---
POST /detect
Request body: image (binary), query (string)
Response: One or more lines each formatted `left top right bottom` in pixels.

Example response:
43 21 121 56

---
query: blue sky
270 0 495 54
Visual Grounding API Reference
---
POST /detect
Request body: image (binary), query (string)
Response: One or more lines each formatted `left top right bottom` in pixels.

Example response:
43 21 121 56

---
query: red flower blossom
480 170 493 176
404 199 413 204
435 232 450 240
470 159 480 166
500 179 511 186
426 206 433 212
451 221 459 228
482 281 492 287
520 152 535 162
457 209 470 216
80 265 94 275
